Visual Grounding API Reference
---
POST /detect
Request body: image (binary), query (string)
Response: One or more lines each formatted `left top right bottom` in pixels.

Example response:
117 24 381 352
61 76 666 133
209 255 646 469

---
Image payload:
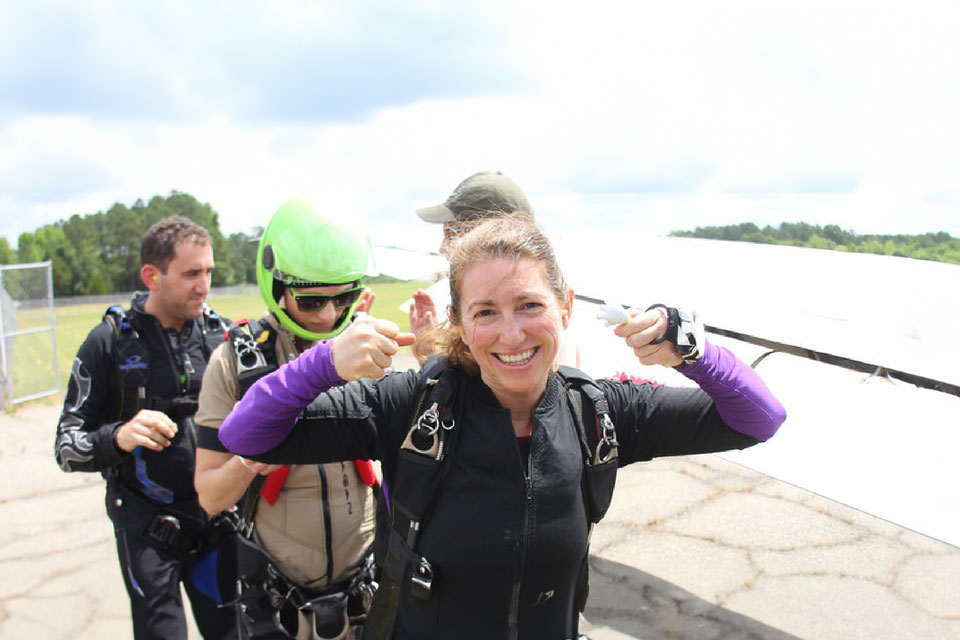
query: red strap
261 462 374 505
354 460 377 488
260 465 290 505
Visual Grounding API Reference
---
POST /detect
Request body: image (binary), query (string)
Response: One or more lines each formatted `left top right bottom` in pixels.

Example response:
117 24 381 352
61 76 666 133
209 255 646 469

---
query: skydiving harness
227 318 378 637
233 528 378 639
362 357 620 640
103 302 225 423
102 302 236 603
109 477 237 556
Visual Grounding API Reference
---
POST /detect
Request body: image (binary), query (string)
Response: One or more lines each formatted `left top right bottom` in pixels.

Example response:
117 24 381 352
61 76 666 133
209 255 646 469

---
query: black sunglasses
290 287 364 313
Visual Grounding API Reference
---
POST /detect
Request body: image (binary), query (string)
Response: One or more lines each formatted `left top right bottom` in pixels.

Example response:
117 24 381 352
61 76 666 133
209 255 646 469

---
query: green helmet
257 198 376 341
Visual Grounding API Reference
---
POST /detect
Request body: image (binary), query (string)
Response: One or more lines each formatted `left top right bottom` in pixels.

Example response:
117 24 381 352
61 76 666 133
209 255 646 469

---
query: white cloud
1 0 959 248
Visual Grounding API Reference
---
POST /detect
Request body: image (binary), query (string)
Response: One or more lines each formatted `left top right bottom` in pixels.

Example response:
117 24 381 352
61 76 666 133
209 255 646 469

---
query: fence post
0 261 59 407
0 268 8 409
46 261 60 394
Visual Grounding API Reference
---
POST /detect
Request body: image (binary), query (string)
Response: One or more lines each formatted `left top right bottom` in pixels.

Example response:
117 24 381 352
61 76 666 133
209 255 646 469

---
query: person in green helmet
254 198 375 342
194 198 391 639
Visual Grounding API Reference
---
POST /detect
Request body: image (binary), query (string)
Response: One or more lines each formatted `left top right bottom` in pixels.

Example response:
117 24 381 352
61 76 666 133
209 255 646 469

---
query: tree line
4 194 957 298
0 192 261 297
669 222 960 266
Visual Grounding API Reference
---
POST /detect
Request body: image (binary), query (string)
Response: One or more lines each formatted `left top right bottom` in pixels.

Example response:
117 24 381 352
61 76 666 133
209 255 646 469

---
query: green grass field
5 281 427 408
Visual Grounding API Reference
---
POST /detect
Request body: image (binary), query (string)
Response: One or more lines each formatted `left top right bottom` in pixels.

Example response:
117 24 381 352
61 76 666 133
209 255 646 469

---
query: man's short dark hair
140 216 212 273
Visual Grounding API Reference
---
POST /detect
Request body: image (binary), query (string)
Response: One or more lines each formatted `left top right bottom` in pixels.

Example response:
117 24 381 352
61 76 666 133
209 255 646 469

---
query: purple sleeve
676 340 786 441
219 340 346 455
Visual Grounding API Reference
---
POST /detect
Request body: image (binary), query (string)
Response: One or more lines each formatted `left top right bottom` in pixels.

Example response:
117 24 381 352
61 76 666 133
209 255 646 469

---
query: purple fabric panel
218 340 345 455
676 340 786 441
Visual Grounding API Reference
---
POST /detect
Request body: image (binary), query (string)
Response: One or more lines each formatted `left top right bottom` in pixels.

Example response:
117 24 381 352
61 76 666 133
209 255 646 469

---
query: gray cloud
0 151 116 204
0 5 193 120
0 2 530 123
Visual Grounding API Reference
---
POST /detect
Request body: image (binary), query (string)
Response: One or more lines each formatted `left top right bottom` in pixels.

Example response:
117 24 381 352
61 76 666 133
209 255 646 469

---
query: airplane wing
376 235 960 547
553 234 960 394
372 244 448 283
557 234 960 548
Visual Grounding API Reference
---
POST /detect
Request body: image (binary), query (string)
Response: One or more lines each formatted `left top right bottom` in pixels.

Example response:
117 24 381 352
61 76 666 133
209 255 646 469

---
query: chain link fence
0 262 59 408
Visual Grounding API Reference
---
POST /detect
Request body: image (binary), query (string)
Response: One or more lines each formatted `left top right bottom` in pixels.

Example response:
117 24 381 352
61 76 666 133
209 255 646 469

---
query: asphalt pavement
2 393 957 639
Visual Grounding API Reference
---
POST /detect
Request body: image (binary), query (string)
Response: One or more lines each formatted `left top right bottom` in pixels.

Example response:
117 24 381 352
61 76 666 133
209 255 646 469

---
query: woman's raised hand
331 314 416 380
612 307 683 367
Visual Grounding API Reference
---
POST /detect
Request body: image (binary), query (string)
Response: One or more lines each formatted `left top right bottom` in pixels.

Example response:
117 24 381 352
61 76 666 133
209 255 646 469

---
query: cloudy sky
2 0 959 251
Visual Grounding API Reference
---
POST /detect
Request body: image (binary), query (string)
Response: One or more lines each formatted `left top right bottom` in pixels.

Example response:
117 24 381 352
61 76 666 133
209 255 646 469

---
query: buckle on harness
260 559 372 639
146 514 183 547
234 334 268 375
402 402 456 459
170 395 199 418
416 402 454 437
410 557 434 600
145 396 199 421
593 413 619 465
240 516 256 539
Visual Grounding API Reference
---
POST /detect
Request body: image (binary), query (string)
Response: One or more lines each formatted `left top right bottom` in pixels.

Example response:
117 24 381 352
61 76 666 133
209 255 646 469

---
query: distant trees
10 193 957 297
0 191 263 297
227 226 263 286
0 238 15 265
670 223 960 266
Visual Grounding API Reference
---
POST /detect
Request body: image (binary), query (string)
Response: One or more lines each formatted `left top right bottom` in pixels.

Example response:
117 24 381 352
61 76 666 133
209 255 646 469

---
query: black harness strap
105 305 149 422
363 357 459 640
559 366 620 525
227 318 281 530
558 366 621 626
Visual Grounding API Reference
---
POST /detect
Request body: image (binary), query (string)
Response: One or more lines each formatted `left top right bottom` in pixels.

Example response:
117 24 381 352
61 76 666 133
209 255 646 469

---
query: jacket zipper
507 423 534 638
317 463 335 584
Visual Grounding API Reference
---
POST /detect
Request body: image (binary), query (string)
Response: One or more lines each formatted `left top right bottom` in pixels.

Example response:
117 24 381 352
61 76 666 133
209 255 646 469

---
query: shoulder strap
104 305 149 421
392 356 460 519
229 318 281 528
198 304 227 357
557 367 621 626
557 366 619 524
363 358 461 640
104 304 134 335
558 366 618 465
238 474 269 536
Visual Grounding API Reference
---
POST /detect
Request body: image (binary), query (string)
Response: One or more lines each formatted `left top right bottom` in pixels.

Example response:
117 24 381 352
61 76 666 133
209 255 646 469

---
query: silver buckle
592 414 619 465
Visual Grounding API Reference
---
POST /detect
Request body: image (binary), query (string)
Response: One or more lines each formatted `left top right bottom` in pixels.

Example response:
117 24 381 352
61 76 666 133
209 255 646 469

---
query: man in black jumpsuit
54 216 235 640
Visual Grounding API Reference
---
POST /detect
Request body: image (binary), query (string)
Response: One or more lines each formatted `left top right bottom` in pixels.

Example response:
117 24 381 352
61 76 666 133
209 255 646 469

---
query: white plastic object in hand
597 305 629 327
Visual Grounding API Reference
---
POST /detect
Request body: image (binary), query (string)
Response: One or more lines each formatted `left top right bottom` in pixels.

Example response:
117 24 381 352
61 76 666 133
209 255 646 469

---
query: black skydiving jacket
247 362 761 640
55 292 226 522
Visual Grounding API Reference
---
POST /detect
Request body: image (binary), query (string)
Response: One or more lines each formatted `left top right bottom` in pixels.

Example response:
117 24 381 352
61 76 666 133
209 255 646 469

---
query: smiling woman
424 215 575 436
217 216 787 639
